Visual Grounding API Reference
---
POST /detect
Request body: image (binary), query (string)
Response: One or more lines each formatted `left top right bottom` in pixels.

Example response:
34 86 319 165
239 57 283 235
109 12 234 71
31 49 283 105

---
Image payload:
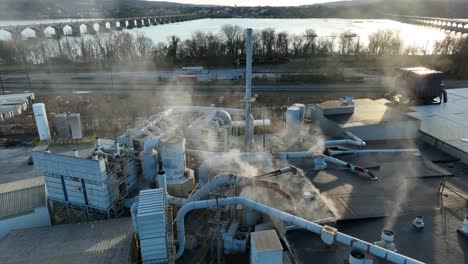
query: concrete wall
0 207 51 239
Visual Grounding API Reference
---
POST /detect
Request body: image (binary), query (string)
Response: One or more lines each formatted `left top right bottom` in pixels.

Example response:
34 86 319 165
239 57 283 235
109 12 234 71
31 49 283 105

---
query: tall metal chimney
244 28 253 152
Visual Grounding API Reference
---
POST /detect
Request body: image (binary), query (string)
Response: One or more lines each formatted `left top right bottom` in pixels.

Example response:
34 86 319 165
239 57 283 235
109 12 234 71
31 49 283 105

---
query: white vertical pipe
244 28 253 152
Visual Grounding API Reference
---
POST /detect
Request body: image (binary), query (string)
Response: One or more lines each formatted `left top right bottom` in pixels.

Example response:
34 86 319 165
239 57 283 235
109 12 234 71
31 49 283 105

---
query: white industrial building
0 177 50 239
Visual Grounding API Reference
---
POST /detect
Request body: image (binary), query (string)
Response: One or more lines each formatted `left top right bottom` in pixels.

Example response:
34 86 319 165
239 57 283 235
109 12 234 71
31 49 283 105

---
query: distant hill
1 0 468 20
0 0 199 20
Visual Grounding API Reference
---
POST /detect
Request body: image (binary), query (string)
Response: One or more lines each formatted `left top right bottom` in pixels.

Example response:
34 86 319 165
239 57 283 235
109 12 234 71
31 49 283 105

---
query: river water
0 18 447 51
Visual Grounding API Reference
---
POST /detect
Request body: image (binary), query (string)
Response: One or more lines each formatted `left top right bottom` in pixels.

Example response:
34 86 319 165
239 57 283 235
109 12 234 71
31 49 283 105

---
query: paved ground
0 146 38 184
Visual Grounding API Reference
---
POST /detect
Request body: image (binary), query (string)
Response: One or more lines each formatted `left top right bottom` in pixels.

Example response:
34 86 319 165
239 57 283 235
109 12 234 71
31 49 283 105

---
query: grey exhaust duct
174 197 424 264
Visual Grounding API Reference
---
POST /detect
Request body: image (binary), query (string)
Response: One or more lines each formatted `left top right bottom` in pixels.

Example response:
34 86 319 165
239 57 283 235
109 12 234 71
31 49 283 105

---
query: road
0 70 388 95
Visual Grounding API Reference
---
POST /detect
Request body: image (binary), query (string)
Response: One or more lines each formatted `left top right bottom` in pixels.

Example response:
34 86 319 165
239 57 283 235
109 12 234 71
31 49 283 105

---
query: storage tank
68 113 83 139
292 103 305 123
54 113 71 139
160 133 186 181
285 106 301 141
32 103 51 141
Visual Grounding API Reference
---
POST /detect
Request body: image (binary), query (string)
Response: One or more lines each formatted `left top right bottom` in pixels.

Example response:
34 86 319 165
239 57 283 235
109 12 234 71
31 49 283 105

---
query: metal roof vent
314 155 327 170
412 216 425 229
374 229 397 251
349 249 366 264
340 96 354 106
460 216 468 235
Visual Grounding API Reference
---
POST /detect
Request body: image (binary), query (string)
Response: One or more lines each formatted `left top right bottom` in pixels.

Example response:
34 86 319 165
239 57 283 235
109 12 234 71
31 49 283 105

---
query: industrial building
0 93 34 121
0 177 50 239
0 217 134 264
0 29 464 264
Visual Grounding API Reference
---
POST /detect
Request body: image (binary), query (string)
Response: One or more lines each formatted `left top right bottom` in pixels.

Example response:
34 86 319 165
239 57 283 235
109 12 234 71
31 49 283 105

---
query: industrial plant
0 28 467 264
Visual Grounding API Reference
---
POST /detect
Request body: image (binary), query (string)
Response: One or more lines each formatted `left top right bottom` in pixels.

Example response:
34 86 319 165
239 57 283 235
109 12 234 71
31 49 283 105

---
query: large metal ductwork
197 152 273 185
324 139 366 147
168 170 294 207
174 197 425 264
142 136 160 185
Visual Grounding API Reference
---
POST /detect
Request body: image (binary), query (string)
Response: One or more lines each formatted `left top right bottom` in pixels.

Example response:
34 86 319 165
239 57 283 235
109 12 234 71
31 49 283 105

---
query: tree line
0 24 466 71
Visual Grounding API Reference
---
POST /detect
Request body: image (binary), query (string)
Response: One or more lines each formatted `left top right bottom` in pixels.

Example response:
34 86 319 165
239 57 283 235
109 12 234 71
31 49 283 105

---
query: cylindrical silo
160 134 186 181
293 103 305 124
32 103 51 141
285 106 301 141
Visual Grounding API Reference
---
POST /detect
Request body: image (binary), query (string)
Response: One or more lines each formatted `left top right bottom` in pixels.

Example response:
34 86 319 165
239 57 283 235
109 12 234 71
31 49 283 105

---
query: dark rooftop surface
327 99 416 127
286 139 468 264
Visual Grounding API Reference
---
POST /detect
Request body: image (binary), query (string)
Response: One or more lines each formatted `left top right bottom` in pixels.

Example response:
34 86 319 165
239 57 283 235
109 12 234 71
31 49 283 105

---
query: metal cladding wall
32 103 51 141
137 188 168 263
68 113 83 139
32 151 113 210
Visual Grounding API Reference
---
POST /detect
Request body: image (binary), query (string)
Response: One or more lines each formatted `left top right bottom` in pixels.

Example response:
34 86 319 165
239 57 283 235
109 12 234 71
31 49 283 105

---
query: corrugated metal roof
0 177 45 218
0 217 134 264
251 230 283 252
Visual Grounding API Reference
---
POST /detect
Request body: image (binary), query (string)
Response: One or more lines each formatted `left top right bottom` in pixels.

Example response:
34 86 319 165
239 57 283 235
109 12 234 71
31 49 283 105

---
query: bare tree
167 35 180 61
135 32 154 58
338 31 358 55
433 34 458 55
221 24 242 56
275 31 289 57
303 29 317 56
260 28 276 57
367 29 403 56
291 34 304 57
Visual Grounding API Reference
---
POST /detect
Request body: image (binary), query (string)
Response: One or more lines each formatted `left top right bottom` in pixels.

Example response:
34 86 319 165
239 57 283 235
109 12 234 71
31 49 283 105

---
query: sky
158 0 345 6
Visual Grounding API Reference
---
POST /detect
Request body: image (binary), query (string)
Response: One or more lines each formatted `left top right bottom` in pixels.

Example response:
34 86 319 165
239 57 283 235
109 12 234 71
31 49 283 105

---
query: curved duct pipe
215 110 232 126
272 143 322 159
138 106 241 136
323 155 377 180
211 116 226 126
198 152 273 185
343 130 366 147
254 165 298 179
142 137 160 184
325 139 366 147
92 148 120 159
149 106 250 128
188 143 321 162
325 148 421 157
175 197 424 264
168 172 293 208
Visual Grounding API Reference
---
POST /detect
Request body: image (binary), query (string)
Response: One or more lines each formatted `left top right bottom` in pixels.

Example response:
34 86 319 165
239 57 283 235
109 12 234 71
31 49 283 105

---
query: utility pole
215 194 222 264
0 75 4 94
244 28 253 152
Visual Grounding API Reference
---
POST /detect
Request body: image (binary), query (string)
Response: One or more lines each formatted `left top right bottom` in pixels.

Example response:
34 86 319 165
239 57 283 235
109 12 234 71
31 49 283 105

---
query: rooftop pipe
174 197 425 264
168 172 293 208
